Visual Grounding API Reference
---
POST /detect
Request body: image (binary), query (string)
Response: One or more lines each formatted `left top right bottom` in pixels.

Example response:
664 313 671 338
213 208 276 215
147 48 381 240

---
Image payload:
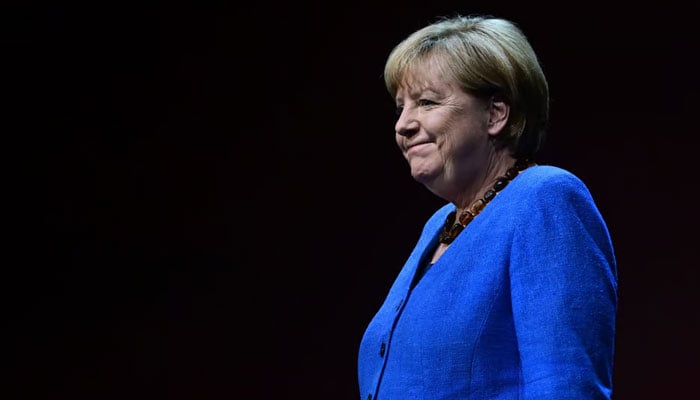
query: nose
395 108 419 138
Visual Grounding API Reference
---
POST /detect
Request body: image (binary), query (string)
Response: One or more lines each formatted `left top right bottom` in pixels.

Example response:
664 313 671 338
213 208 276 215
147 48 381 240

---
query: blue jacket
358 165 618 399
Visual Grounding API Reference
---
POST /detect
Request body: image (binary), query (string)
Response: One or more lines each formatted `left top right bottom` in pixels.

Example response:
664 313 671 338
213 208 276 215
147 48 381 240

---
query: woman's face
393 66 494 197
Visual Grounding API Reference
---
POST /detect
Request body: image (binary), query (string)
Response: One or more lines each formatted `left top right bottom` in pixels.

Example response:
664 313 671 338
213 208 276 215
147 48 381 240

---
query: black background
5 1 699 399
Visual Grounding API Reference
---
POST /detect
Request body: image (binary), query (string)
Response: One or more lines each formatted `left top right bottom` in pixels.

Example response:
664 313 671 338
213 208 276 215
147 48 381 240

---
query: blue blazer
358 165 618 399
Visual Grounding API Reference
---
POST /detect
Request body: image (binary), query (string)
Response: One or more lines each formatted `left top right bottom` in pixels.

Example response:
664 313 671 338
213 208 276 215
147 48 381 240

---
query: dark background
5 1 699 399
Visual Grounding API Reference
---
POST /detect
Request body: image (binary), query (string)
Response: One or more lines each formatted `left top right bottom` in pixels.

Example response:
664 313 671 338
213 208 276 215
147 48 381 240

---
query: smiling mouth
406 142 430 154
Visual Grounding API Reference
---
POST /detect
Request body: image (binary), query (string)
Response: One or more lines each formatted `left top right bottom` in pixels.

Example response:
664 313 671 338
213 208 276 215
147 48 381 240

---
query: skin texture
393 65 514 213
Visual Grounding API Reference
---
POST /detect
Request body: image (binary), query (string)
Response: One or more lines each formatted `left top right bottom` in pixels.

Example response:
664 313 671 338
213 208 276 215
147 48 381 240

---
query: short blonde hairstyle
384 15 549 159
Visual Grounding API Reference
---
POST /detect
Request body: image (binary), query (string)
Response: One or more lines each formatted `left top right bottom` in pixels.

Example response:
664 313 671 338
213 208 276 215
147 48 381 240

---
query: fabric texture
357 165 618 400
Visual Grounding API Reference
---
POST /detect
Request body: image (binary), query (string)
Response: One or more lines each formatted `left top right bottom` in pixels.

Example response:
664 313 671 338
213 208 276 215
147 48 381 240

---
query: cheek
433 119 462 147
440 120 483 157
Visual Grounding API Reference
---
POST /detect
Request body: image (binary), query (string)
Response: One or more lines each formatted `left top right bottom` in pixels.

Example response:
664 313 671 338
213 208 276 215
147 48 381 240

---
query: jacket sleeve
510 173 618 399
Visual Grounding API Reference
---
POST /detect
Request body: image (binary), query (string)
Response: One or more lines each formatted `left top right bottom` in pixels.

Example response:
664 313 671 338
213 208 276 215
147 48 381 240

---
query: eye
395 105 404 116
418 99 437 107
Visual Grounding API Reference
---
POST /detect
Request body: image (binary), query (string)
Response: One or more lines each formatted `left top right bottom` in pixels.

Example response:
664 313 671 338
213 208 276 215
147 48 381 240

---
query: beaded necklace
437 158 532 244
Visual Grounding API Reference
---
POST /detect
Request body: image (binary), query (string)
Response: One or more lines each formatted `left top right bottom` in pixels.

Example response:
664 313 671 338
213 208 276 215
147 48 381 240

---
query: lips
406 142 431 155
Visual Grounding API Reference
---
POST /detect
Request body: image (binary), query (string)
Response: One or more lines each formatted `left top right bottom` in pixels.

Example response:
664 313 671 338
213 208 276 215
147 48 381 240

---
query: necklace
437 158 532 244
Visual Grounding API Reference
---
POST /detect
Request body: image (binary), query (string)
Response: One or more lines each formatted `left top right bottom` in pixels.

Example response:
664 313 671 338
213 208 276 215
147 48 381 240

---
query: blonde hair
384 15 549 159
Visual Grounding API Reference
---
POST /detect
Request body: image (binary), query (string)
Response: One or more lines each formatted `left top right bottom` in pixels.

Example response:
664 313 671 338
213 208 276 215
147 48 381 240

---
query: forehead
396 65 457 97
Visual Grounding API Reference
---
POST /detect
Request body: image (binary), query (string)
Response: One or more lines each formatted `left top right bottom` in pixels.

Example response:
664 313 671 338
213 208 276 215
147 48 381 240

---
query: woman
357 15 618 399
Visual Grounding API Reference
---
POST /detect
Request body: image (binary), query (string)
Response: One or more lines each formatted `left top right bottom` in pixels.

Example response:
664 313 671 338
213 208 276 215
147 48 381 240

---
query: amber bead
493 177 508 192
470 199 486 214
437 159 532 244
449 223 464 236
444 211 456 225
505 167 518 180
458 211 475 225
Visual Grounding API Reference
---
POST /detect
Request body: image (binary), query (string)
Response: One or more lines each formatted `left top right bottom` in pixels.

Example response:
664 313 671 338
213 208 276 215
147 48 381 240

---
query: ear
486 96 509 136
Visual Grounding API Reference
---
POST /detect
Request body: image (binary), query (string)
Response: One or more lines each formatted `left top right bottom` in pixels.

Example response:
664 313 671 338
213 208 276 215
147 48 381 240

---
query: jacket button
379 342 386 357
367 394 373 400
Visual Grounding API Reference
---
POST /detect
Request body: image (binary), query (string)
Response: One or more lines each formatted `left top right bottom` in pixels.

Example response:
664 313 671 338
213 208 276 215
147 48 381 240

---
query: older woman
358 15 617 400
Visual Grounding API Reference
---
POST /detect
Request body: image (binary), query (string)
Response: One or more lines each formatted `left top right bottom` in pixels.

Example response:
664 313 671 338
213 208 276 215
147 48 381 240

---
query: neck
454 154 517 212
437 157 532 245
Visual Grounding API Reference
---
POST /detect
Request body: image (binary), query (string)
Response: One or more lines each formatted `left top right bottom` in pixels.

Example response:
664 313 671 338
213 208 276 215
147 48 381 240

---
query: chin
410 168 439 186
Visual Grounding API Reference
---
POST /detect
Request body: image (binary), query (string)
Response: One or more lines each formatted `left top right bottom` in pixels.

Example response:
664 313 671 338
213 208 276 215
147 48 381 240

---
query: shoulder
511 164 593 201
509 164 612 236
503 164 607 225
517 164 585 188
